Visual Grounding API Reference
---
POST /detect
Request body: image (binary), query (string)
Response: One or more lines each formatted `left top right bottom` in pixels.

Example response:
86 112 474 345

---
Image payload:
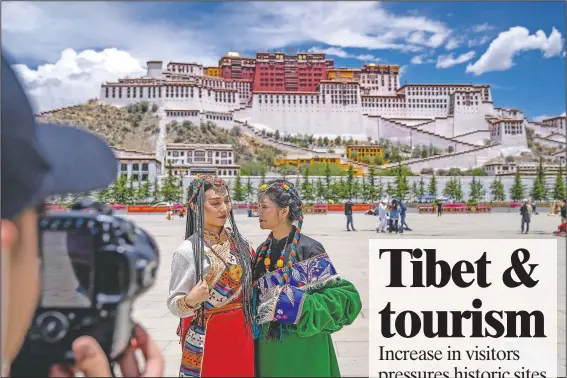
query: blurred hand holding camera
49 323 164 377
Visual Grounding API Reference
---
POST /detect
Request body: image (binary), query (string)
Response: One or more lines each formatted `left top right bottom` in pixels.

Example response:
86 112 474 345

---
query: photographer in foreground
1 53 164 377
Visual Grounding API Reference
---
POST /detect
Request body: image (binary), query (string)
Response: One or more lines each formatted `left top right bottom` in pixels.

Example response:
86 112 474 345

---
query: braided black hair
184 175 254 333
258 179 303 222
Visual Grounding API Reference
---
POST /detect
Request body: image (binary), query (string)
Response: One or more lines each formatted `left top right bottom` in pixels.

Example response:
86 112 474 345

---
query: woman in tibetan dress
252 179 362 377
167 175 255 377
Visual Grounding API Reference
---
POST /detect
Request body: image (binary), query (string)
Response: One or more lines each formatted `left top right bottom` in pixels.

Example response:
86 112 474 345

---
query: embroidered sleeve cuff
274 285 306 325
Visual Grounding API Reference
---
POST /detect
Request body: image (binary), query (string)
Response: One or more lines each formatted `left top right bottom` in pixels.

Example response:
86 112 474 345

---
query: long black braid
184 175 254 333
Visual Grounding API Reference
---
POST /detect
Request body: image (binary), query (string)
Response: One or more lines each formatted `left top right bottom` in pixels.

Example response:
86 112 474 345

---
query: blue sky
2 1 565 118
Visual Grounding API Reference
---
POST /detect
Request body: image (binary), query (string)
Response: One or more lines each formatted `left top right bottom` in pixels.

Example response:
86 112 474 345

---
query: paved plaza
128 211 566 377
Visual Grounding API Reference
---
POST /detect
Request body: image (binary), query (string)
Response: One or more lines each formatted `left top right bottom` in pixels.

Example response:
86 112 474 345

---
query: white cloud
13 48 146 112
563 51 566 58
471 23 495 33
399 65 408 77
533 112 566 122
445 37 462 50
411 55 425 64
466 26 564 75
2 2 454 109
436 51 476 69
308 46 350 58
2 2 452 62
308 46 379 62
355 54 380 62
468 36 490 48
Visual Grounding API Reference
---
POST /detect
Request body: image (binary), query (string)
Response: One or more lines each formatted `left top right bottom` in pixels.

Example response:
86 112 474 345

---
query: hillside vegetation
36 100 284 174
167 120 284 174
36 100 160 152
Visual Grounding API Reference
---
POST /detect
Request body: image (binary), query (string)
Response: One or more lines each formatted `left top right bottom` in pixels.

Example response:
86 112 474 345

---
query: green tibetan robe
253 228 362 377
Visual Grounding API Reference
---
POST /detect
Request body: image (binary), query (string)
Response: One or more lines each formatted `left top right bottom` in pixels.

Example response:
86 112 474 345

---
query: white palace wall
452 130 490 145
391 118 433 127
393 144 503 172
364 116 472 152
250 95 366 136
164 111 234 130
414 117 455 138
100 86 242 113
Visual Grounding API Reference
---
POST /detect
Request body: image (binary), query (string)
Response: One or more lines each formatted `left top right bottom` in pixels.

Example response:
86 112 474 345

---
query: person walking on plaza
389 203 400 233
393 199 411 233
376 199 388 233
345 199 356 231
520 199 532 234
561 200 566 223
436 200 443 216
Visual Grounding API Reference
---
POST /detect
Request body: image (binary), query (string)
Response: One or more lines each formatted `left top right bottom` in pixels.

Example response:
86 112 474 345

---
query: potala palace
99 51 566 172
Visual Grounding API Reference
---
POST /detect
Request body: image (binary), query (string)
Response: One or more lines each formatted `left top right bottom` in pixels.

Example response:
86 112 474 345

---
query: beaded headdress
184 174 254 332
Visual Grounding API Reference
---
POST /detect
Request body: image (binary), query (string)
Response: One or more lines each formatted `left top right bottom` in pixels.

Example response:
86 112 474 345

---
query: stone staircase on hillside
379 142 502 170
369 115 479 150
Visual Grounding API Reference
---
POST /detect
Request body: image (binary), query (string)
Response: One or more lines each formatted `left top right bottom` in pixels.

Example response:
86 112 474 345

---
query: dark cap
1 52 118 219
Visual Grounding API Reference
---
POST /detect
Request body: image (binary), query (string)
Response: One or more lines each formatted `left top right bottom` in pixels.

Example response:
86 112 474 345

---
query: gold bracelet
176 297 195 313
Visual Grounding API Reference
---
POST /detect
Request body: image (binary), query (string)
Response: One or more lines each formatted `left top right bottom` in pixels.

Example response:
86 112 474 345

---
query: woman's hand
49 323 164 377
184 279 209 307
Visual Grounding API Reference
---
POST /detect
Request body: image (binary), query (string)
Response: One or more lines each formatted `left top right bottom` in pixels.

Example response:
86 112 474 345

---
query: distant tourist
345 199 356 231
437 201 443 216
389 203 400 233
561 200 566 223
393 199 411 233
520 199 532 234
532 200 538 215
376 200 388 233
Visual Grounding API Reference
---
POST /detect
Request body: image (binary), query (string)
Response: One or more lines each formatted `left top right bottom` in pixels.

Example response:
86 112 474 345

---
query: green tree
418 176 426 198
346 165 355 199
428 173 438 196
351 180 362 202
490 177 506 201
469 176 482 203
315 179 326 203
137 180 152 203
161 169 183 203
376 177 385 200
112 175 129 204
385 181 394 198
245 176 254 202
126 174 137 204
410 181 419 202
95 186 111 203
329 178 346 202
509 169 525 202
553 164 566 200
454 178 464 202
232 174 246 202
367 166 378 203
294 175 301 196
301 168 315 203
530 158 548 201
442 177 456 199
324 163 332 197
152 178 162 203
394 164 410 201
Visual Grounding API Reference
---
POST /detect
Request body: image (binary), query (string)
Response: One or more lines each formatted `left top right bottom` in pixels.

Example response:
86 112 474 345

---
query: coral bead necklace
264 234 289 273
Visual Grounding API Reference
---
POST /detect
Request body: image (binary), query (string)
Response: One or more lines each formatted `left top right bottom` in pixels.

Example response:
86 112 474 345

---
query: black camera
11 201 159 376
